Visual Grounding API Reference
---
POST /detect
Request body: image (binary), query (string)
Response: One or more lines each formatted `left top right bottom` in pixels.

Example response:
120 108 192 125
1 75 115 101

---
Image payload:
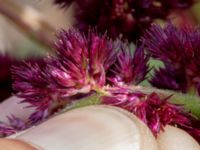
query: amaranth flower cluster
143 23 200 96
1 29 199 142
11 29 148 125
102 88 191 136
54 0 194 41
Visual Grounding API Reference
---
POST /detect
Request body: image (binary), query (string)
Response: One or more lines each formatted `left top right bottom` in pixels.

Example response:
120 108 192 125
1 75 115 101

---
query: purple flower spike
143 23 186 63
143 23 200 95
54 0 194 41
150 67 187 92
7 115 27 130
0 115 27 137
107 44 149 85
12 59 52 110
54 29 120 89
102 90 191 136
0 123 16 137
53 29 89 89
12 29 125 123
88 32 120 87
28 109 49 124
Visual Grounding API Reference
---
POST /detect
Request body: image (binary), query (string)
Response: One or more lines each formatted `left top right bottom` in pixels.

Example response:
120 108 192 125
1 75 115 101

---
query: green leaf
170 93 200 118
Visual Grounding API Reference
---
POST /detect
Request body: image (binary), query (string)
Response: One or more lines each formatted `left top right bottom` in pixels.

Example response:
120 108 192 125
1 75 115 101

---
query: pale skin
0 105 159 150
0 97 199 150
0 139 37 150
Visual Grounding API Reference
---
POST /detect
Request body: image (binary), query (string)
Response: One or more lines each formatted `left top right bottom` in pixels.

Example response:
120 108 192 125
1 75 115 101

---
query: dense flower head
12 59 51 110
54 0 194 41
102 88 192 135
107 44 149 85
143 23 200 95
149 67 187 92
12 29 149 124
54 29 120 88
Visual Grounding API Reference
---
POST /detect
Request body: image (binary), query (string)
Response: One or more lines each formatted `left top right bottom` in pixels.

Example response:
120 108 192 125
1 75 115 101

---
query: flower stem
63 85 200 119
0 0 56 51
130 85 200 118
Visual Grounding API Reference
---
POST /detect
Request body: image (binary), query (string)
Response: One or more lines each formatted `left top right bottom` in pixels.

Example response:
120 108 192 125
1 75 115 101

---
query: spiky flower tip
54 0 194 41
143 23 200 95
106 43 149 86
102 88 200 141
11 29 149 127
12 59 51 124
0 115 27 137
102 89 188 135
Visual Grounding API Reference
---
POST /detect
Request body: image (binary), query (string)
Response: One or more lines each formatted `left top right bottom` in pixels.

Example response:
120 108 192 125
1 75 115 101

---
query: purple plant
6 28 200 142
143 23 200 95
12 59 51 111
107 44 149 85
102 88 190 135
11 29 149 125
0 115 27 137
101 86 200 141
54 0 194 41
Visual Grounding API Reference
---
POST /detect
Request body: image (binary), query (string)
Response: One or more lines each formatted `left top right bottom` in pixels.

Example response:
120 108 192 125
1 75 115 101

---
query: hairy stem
130 85 200 118
67 85 200 118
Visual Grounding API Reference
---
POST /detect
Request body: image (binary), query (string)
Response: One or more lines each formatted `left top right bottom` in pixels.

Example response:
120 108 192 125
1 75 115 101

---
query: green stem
66 85 200 119
130 85 200 118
